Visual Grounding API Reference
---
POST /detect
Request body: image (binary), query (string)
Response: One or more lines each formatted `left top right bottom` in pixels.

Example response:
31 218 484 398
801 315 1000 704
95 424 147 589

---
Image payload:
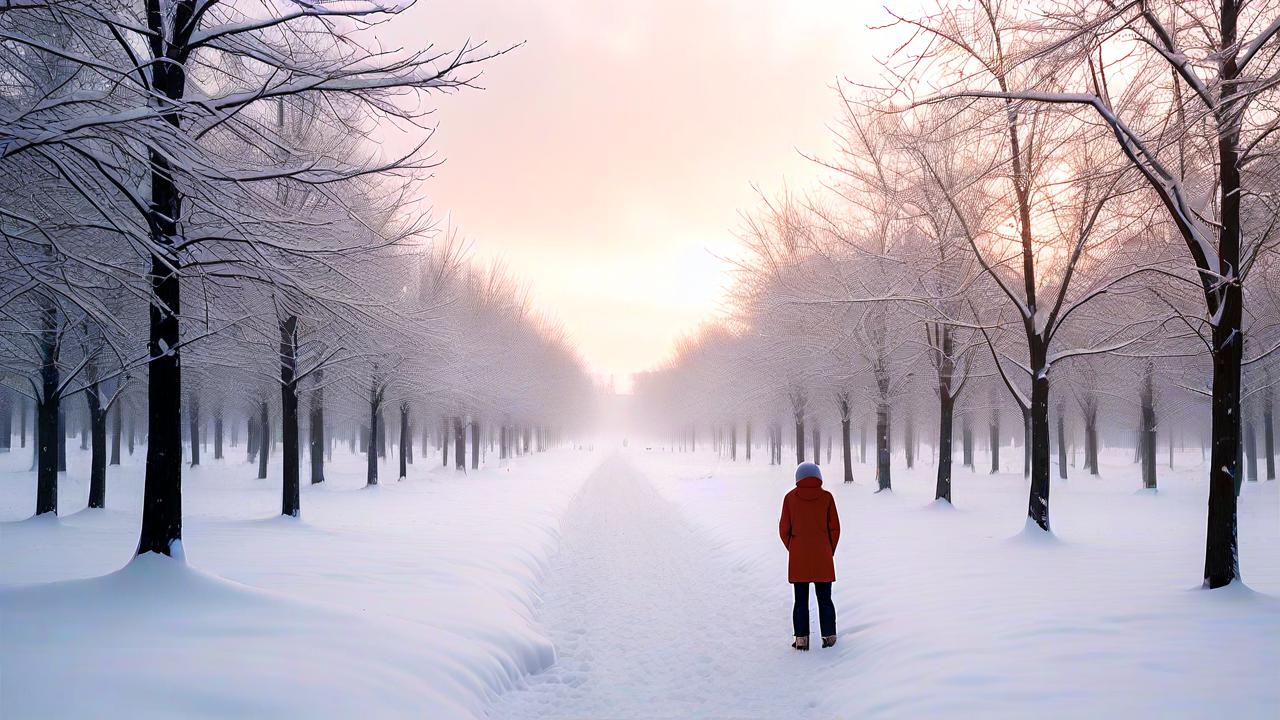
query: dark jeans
792 582 836 637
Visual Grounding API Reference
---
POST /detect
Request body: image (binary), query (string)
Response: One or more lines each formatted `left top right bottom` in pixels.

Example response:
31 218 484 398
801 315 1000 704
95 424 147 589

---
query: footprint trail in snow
488 454 825 719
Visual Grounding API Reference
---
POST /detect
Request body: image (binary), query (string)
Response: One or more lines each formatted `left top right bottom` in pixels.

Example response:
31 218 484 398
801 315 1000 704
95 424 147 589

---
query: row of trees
635 0 1279 589
1 2 590 555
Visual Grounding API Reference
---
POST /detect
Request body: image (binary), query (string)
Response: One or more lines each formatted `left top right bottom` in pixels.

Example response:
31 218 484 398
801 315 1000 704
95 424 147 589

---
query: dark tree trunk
399 403 409 479
1141 363 1157 490
794 415 805 464
455 417 465 470
841 418 853 484
1204 279 1243 587
904 415 915 469
471 420 480 470
213 411 223 460
136 1 190 555
280 317 300 517
859 423 866 464
80 407 89 450
188 393 201 467
86 380 108 509
247 415 258 464
745 422 752 462
35 298 60 516
110 401 122 465
377 411 386 459
936 392 954 503
1244 419 1258 483
1022 407 1031 479
1084 404 1099 475
257 401 270 480
367 390 379 487
962 418 974 469
989 409 1000 474
876 402 891 491
1026 353 1051 531
0 393 9 453
1265 384 1275 481
19 396 27 449
729 423 737 461
442 419 449 467
1056 405 1068 481
309 379 325 484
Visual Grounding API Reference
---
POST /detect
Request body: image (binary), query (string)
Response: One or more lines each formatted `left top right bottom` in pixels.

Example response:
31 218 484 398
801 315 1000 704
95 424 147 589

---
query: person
778 461 840 651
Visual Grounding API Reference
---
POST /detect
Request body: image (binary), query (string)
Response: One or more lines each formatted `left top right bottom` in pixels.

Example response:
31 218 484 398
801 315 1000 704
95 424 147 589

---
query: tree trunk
989 409 1000 474
455 417 466 470
1085 404 1099 475
471 420 480 470
0 393 9 454
1026 357 1051 531
794 415 805 465
904 415 915 469
962 417 974 469
442 419 449 467
35 299 60 516
86 381 107 509
213 410 223 460
1265 386 1275 481
1141 363 1157 490
248 415 258 464
399 403 409 480
876 402 891 491
841 418 853 484
1204 279 1243 587
109 400 121 465
309 380 325 484
936 391 954 503
811 424 821 466
257 401 270 480
367 390 379 486
1022 406 1031 479
1056 405 1068 481
188 393 201 467
1244 419 1258 483
280 317 300 517
136 10 189 555
859 423 866 464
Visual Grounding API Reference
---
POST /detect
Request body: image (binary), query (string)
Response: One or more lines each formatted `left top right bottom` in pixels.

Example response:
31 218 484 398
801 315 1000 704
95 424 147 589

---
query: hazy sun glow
383 0 894 384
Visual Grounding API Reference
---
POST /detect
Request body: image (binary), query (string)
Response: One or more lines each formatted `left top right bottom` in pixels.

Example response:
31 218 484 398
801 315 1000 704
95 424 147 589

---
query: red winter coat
779 476 840 582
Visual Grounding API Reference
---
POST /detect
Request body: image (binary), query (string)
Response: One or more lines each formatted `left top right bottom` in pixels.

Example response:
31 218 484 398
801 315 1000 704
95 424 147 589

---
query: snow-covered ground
3 441 1278 718
0 443 600 719
629 446 1280 719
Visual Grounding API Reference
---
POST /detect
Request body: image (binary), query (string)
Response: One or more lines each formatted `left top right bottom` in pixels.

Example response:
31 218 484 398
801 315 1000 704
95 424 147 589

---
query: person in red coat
779 461 840 650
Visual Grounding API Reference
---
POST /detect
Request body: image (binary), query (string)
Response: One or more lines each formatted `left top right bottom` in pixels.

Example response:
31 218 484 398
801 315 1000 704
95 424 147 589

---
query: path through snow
488 454 831 719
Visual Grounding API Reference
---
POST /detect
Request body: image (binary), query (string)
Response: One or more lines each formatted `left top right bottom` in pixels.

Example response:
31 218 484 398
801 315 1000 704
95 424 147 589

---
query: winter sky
386 1 895 387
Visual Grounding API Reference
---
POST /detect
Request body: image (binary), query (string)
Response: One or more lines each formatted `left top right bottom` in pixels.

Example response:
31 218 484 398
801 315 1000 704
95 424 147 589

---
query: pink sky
385 1 895 384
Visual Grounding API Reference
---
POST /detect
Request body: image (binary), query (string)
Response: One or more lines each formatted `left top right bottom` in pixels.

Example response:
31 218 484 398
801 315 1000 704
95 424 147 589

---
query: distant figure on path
778 461 840 651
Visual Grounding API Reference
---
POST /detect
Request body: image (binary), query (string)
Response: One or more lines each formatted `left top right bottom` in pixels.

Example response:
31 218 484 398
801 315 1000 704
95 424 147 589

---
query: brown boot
821 635 837 648
791 635 810 651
